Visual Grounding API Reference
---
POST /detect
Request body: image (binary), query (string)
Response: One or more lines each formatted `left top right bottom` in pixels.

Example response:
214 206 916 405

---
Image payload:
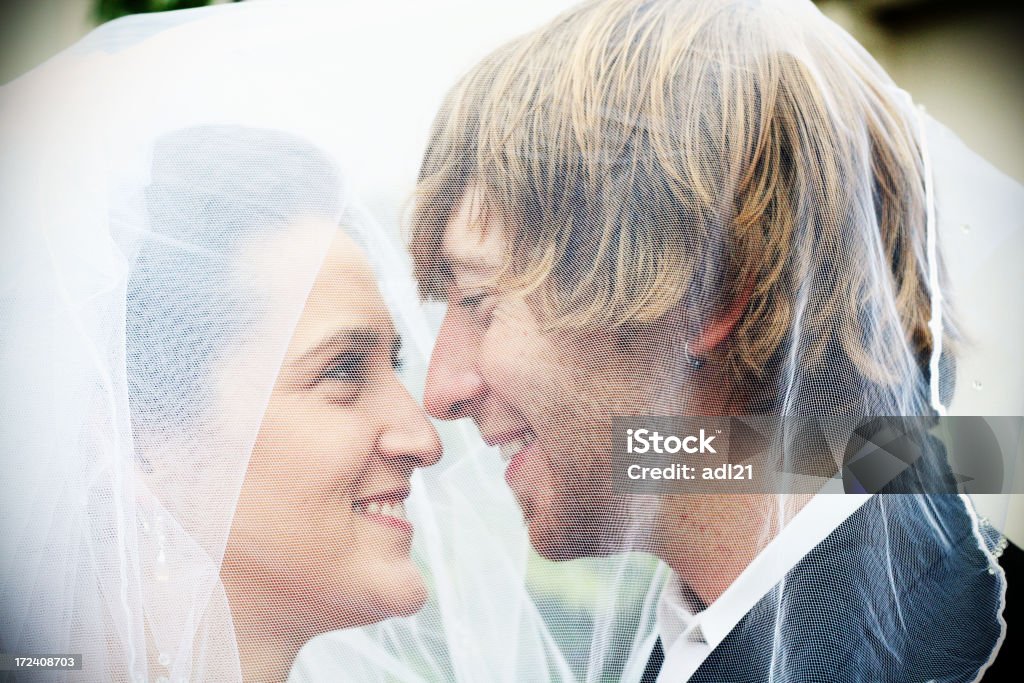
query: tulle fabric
408 0 1019 681
0 1 1018 682
0 2 577 680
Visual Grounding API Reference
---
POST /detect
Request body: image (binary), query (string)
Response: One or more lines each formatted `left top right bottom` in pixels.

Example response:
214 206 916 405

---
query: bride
0 8 447 683
4 3 619 681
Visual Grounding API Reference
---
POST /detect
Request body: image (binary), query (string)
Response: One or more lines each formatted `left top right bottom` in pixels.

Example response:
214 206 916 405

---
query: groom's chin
526 502 640 562
526 513 602 562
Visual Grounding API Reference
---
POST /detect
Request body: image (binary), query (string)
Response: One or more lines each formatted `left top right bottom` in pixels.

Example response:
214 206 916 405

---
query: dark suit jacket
641 492 1007 682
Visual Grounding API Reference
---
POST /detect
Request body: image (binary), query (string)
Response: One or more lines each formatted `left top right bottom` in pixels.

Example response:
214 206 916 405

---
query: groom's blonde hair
410 0 954 391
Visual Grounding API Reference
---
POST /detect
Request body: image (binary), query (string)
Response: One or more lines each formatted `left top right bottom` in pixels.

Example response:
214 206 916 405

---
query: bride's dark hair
125 125 341 432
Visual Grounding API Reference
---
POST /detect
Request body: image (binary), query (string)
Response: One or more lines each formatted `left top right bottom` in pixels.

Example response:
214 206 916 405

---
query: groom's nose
424 311 487 420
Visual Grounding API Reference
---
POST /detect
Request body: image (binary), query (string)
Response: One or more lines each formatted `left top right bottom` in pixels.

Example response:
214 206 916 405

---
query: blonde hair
410 0 955 396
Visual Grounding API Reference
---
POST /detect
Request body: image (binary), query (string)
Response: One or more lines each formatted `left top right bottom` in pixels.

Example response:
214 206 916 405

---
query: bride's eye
316 351 367 384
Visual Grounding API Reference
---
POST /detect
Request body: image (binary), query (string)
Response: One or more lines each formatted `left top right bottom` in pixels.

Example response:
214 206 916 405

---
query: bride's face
222 226 442 635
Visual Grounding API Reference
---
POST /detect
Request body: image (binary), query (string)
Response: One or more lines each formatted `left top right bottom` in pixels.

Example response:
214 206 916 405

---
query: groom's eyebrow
446 251 502 279
426 254 490 299
445 252 489 271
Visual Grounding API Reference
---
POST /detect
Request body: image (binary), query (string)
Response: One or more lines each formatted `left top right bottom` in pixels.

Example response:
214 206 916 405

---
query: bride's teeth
354 499 407 518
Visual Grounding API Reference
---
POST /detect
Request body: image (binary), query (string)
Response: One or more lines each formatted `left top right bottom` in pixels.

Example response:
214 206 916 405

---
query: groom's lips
482 427 533 449
504 439 539 487
505 439 542 523
483 427 541 519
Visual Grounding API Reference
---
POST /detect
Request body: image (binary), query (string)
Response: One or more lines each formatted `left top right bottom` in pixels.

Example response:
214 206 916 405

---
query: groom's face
423 193 677 560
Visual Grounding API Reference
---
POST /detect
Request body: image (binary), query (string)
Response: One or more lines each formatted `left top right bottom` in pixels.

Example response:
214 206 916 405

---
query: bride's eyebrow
287 327 398 373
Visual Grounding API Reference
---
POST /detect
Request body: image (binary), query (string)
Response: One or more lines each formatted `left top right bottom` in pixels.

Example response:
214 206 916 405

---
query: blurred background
1 2 1020 678
1 0 1021 536
2 0 1022 183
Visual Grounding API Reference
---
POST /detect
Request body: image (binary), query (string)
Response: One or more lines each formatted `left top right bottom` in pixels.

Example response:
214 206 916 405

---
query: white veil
407 0 1021 681
0 2 569 681
1 1 1020 682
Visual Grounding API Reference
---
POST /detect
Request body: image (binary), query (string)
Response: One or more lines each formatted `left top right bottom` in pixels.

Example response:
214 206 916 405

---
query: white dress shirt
654 492 873 682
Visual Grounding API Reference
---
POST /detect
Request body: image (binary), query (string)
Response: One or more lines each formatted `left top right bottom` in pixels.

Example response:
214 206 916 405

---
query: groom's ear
613 280 753 356
688 279 754 357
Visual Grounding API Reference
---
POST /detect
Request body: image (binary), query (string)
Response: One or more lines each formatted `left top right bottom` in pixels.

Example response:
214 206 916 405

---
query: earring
684 341 705 370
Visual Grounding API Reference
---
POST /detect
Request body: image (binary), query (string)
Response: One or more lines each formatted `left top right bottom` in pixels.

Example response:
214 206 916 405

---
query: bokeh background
3 0 1022 183
2 0 1021 542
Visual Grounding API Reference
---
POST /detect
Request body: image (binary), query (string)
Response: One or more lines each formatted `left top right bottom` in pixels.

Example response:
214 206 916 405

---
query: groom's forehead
441 194 504 277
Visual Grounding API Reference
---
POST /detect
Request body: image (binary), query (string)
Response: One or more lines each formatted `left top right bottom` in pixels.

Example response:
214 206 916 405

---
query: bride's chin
330 560 428 629
298 590 423 636
372 562 429 618
388 580 429 618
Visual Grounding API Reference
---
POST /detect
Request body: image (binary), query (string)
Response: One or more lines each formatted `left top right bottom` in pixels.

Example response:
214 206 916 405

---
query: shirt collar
656 492 873 663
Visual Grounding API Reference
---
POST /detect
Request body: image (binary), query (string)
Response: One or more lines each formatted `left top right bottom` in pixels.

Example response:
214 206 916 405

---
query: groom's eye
455 291 495 325
457 292 488 310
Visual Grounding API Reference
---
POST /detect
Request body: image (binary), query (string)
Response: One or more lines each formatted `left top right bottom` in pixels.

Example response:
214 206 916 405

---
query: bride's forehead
294 230 393 329
314 230 384 300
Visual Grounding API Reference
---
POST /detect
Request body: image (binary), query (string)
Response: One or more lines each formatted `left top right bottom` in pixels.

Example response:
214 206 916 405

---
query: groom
410 0 1008 680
